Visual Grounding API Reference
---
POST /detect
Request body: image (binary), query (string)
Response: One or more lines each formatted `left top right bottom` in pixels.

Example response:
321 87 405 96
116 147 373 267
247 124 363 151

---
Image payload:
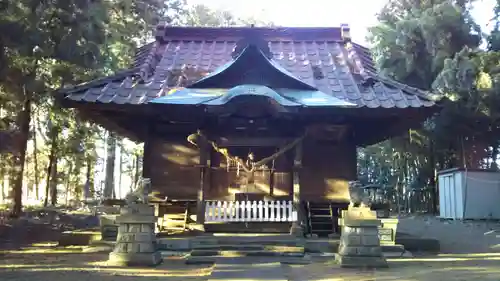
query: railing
205 200 297 223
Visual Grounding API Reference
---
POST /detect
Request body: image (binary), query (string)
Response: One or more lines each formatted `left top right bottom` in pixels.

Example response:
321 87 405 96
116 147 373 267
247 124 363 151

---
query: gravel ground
398 214 500 253
2 213 500 280
0 247 212 281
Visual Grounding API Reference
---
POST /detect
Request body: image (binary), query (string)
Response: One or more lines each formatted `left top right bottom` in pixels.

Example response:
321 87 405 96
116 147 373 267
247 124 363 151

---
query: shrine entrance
225 146 291 202
203 138 298 226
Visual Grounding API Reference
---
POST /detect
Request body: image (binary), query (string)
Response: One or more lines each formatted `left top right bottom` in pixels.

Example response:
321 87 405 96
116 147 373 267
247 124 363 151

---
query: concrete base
335 253 388 268
108 251 162 266
58 229 101 246
189 223 206 232
289 223 304 237
185 255 311 265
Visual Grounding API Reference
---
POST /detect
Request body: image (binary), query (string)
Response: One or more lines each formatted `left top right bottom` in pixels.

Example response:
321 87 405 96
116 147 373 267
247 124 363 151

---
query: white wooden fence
205 200 297 223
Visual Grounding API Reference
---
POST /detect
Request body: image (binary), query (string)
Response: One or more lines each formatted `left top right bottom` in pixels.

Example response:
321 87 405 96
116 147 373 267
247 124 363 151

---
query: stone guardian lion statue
125 178 152 205
347 180 369 209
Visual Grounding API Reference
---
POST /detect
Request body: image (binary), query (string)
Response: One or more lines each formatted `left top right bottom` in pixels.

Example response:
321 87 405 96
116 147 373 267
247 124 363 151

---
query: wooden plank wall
146 137 356 203
147 137 201 199
299 138 356 202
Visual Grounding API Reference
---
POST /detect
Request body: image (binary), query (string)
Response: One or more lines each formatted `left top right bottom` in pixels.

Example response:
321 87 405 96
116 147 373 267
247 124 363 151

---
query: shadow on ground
2 244 500 280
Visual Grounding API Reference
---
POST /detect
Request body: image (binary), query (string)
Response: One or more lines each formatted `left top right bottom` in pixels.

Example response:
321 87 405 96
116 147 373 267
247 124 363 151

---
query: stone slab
190 249 305 257
208 262 287 281
335 253 388 268
340 218 382 227
383 250 413 258
120 204 154 215
115 214 156 224
157 238 191 251
58 230 101 246
185 255 311 265
99 215 118 225
108 251 162 266
342 207 377 220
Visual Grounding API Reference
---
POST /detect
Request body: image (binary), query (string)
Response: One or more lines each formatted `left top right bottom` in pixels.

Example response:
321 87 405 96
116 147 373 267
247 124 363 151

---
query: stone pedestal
108 203 162 266
335 207 388 268
379 218 399 246
99 214 119 241
290 221 304 237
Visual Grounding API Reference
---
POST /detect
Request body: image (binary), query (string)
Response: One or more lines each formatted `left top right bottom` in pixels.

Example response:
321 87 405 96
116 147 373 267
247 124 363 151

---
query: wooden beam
352 112 431 146
290 140 303 236
196 139 209 228
79 110 142 142
142 123 153 179
213 136 294 147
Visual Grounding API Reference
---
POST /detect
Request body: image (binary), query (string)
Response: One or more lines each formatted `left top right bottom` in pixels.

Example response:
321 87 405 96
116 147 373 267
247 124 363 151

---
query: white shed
438 168 500 220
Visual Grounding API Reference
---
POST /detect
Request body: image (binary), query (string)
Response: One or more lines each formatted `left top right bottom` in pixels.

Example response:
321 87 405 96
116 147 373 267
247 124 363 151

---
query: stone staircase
184 234 311 264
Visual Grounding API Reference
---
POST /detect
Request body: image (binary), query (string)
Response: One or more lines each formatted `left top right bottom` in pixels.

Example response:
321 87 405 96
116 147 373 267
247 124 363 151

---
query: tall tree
184 4 274 27
0 0 184 216
364 0 484 212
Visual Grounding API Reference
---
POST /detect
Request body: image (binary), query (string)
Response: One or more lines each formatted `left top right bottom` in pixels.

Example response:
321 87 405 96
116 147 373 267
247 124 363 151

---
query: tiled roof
60 25 436 109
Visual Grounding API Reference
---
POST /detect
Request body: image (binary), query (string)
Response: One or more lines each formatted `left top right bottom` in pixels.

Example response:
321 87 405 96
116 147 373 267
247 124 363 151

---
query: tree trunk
11 97 31 218
103 132 116 198
44 161 52 207
491 144 498 170
84 158 94 199
133 153 141 191
0 155 5 203
44 129 58 207
33 119 40 201
428 139 438 214
65 162 73 205
50 157 58 206
118 147 123 198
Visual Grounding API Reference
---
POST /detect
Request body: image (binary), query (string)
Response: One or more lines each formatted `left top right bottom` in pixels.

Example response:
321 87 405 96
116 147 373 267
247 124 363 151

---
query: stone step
163 214 187 220
191 249 305 257
185 254 311 265
191 235 302 247
193 243 302 250
192 239 303 247
191 244 304 256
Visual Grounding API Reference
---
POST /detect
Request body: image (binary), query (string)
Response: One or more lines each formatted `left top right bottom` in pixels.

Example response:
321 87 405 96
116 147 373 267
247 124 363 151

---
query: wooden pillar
142 126 153 180
290 140 303 236
195 142 209 230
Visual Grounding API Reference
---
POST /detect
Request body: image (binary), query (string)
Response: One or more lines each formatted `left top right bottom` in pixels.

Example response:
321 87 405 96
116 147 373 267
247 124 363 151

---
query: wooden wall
299 138 356 202
146 137 201 199
145 136 356 202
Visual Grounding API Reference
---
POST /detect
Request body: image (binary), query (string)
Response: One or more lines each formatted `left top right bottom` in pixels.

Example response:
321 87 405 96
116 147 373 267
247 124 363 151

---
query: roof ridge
138 41 161 82
60 67 141 94
365 71 441 101
341 38 440 102
155 25 345 42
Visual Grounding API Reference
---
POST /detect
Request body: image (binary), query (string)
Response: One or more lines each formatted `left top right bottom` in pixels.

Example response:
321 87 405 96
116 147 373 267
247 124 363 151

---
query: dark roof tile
61 26 437 109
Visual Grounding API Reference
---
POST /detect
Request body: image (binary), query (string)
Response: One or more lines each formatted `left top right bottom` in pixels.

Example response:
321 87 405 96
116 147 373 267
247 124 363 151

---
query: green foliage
0 0 274 213
363 0 500 198
0 0 185 213
184 4 275 27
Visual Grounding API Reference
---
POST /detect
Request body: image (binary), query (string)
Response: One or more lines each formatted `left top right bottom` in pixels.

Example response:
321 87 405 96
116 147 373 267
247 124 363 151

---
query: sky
186 0 496 45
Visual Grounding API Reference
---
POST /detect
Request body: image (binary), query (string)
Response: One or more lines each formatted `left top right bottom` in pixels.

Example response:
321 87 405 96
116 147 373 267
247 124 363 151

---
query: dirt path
0 246 212 281
398 215 500 253
2 213 500 280
284 254 500 281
